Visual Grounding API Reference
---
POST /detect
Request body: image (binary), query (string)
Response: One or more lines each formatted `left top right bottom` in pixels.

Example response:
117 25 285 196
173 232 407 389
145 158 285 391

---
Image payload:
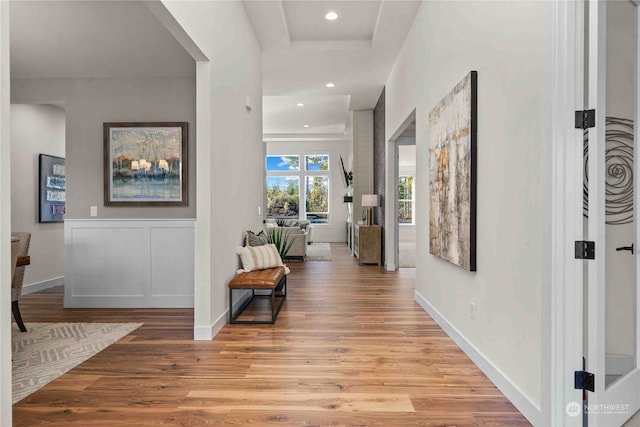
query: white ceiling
243 0 422 140
10 1 195 79
399 144 416 168
9 0 420 142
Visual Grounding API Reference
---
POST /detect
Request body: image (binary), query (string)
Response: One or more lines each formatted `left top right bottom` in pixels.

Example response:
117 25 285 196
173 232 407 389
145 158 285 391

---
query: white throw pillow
236 243 290 274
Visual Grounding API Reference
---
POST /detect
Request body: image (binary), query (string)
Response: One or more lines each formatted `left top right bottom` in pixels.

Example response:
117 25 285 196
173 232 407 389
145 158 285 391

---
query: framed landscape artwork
428 71 477 271
104 122 188 206
39 154 66 223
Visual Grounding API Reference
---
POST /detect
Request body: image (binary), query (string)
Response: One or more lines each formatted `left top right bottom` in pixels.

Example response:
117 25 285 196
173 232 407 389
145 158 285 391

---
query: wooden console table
354 224 381 265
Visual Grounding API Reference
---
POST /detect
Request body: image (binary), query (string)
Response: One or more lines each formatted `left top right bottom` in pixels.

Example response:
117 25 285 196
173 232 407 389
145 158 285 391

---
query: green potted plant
267 226 295 259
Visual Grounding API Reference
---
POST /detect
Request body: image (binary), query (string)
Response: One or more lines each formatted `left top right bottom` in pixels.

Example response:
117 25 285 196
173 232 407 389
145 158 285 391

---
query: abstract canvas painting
39 154 65 223
104 122 187 206
428 71 477 271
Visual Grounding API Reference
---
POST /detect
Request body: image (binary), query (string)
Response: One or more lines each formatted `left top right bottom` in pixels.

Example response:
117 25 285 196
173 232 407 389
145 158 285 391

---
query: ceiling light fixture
303 124 310 128
325 11 338 21
296 103 305 107
325 82 336 88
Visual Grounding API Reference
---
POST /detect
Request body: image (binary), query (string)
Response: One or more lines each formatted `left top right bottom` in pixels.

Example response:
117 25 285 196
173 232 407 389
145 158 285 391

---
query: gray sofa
264 223 308 260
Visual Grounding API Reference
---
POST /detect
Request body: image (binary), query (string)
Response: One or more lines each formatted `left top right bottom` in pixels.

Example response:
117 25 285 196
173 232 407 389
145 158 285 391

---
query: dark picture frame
104 122 188 206
39 154 66 223
428 71 477 271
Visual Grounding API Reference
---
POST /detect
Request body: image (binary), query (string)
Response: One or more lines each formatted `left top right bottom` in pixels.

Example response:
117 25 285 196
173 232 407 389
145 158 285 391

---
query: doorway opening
396 129 416 268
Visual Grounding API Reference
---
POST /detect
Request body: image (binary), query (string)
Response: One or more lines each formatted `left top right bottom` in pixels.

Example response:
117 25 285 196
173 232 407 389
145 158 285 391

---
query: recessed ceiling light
325 11 338 21
296 103 305 107
303 124 310 128
325 82 336 88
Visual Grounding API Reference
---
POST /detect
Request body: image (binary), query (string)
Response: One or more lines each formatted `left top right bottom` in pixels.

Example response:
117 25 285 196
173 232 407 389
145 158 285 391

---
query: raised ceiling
243 0 422 140
10 0 420 141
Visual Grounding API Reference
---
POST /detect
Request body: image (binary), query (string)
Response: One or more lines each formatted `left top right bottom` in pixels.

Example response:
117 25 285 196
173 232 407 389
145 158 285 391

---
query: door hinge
575 370 595 392
575 109 596 129
575 241 595 260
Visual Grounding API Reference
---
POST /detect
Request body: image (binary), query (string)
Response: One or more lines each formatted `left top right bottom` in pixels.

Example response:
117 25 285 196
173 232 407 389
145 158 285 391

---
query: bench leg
229 275 287 325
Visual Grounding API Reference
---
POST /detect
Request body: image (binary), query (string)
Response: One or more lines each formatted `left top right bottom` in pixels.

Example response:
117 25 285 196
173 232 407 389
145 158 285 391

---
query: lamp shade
362 194 378 207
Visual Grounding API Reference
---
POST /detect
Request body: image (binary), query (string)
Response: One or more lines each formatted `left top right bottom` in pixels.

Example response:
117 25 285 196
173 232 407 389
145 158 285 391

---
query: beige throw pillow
236 243 290 274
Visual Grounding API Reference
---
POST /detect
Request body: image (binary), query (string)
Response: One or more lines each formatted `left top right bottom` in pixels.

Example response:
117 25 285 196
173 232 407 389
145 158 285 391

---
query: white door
586 0 640 425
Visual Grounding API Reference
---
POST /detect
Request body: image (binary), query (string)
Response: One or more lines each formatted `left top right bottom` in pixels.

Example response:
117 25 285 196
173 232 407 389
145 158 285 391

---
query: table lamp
362 194 378 226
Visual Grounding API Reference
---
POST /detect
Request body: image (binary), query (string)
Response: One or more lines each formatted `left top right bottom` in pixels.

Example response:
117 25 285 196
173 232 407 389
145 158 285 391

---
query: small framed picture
39 154 65 223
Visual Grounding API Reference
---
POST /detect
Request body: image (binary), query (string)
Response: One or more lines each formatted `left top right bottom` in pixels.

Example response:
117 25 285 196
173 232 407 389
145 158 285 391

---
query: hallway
13 243 529 426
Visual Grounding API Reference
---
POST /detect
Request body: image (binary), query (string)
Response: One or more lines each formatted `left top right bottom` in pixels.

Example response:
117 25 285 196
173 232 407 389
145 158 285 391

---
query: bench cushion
228 267 286 289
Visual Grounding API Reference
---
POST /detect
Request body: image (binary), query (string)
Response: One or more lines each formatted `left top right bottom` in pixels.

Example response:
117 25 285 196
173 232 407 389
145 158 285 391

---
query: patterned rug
306 242 332 261
12 322 142 404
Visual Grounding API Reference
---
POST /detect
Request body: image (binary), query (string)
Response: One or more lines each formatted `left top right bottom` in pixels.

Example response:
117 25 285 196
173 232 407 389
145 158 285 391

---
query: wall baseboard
194 310 227 341
22 276 64 295
414 290 541 426
385 262 396 271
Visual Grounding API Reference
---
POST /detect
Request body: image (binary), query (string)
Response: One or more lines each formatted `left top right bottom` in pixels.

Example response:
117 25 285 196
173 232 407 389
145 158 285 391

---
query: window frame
265 152 331 224
398 175 414 225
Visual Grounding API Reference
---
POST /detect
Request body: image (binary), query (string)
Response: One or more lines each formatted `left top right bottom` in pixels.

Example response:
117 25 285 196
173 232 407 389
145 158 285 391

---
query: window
266 154 330 223
266 155 299 171
305 155 329 171
266 176 299 219
306 176 329 224
398 176 414 224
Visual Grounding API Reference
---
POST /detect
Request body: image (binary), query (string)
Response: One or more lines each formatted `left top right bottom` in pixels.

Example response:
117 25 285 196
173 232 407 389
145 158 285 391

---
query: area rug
12 322 142 404
306 242 332 261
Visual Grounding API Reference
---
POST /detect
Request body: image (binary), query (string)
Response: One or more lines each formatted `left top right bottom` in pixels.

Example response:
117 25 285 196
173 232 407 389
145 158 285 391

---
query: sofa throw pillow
245 230 267 247
236 244 290 274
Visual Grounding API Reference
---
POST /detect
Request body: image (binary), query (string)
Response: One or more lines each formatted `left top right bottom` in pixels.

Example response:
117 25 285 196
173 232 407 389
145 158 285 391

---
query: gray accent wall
373 88 385 263
11 76 196 219
373 88 385 228
11 104 65 288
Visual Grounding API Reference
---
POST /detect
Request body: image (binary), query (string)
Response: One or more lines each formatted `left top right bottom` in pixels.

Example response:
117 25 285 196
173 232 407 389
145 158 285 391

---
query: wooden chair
11 232 31 332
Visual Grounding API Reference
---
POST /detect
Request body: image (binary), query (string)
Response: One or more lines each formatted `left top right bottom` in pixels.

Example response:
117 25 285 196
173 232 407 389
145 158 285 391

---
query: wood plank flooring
12 243 530 426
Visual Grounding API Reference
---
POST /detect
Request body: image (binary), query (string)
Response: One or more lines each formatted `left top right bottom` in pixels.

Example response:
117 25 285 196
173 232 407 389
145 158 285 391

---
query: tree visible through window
305 155 329 171
399 176 414 224
265 154 330 223
266 176 299 218
306 176 329 224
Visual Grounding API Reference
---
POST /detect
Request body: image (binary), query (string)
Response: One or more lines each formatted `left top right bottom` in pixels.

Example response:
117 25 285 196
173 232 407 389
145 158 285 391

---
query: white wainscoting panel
64 219 194 308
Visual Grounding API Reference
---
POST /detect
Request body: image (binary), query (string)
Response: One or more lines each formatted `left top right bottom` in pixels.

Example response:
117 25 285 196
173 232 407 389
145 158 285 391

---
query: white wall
11 76 196 219
266 140 351 242
385 1 547 421
161 1 264 339
0 3 12 424
11 104 65 291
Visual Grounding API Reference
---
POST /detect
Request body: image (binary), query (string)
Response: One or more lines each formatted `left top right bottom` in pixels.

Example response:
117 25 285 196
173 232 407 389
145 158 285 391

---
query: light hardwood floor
13 243 530 426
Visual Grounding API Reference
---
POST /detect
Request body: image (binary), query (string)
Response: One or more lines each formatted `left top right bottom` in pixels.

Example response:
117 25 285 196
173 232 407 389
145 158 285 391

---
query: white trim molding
64 219 195 308
544 1 586 426
194 311 227 341
414 290 541 425
22 276 64 295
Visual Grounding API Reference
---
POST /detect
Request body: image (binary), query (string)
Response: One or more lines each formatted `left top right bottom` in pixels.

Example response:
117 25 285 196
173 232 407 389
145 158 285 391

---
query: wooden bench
228 267 287 324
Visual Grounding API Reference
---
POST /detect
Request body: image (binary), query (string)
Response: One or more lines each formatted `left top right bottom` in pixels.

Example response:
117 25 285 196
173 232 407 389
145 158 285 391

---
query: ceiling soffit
244 0 422 139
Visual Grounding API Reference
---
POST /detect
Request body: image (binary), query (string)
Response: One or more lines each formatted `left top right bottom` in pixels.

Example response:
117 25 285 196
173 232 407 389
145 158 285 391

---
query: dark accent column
373 88 385 263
